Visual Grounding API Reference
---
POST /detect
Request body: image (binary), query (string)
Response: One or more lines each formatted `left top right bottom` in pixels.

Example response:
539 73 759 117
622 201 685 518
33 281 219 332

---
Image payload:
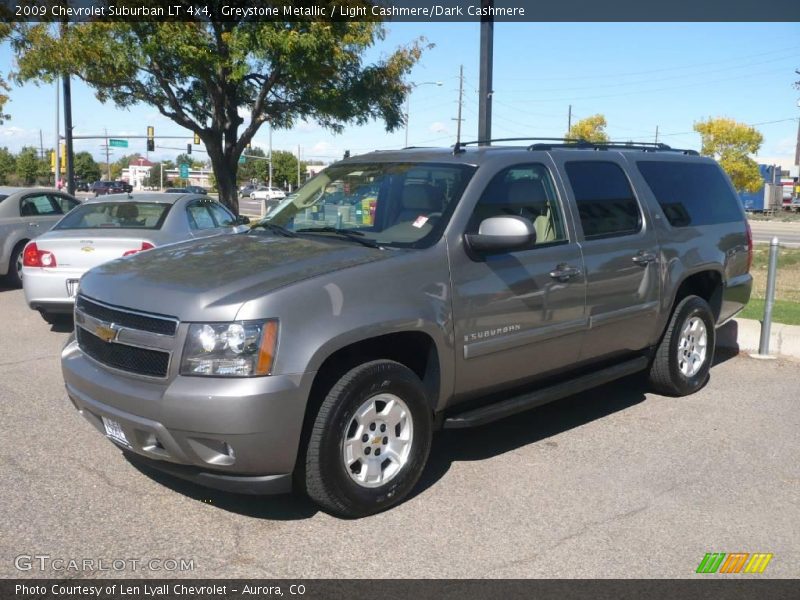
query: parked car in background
164 187 187 194
184 185 208 195
90 181 117 196
61 141 752 516
239 183 257 198
0 187 81 288
250 185 286 201
23 193 249 323
75 181 90 192
111 181 133 194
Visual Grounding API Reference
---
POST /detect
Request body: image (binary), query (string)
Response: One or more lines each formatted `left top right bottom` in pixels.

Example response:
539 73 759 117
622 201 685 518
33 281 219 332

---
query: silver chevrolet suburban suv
61 140 752 517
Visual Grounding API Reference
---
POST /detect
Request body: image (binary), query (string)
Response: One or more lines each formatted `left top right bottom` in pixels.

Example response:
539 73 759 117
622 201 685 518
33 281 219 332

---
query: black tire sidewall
315 362 432 515
7 244 24 288
666 297 716 395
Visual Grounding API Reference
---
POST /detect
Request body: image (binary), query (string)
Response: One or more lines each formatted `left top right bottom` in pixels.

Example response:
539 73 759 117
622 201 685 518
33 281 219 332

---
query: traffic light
146 126 154 152
193 132 200 145
187 143 192 155
60 144 66 173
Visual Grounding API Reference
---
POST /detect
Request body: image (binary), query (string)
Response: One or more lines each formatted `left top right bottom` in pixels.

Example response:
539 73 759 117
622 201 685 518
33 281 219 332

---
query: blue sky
1 22 799 168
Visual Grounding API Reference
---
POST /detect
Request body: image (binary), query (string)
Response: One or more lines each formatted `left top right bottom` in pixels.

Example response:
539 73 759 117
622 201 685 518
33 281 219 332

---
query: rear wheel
305 360 433 518
6 243 25 288
649 295 716 396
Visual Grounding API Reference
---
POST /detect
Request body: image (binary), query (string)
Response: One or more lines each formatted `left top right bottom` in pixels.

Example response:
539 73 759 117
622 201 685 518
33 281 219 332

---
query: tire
649 295 716 396
305 360 433 518
6 242 25 288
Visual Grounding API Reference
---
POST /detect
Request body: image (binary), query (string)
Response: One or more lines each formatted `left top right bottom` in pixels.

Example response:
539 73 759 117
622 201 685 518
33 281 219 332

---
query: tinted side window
468 163 567 245
206 202 236 227
565 161 641 239
637 161 741 227
20 194 59 217
50 194 79 214
187 204 216 230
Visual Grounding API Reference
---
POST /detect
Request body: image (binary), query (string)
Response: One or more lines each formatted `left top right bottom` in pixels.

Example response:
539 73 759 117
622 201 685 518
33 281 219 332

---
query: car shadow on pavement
125 456 320 520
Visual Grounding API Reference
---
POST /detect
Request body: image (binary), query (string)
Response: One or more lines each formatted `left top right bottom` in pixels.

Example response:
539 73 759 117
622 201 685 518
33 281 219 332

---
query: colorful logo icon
696 552 773 574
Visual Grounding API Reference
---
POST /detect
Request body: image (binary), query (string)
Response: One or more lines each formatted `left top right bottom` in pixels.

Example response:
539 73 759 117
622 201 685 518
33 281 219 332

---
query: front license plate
102 417 130 447
66 279 79 298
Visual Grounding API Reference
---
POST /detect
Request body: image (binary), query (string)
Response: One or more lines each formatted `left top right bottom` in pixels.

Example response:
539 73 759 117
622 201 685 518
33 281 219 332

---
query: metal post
297 144 301 188
758 237 780 355
455 65 464 145
54 82 60 187
404 94 411 148
63 75 75 196
567 105 572 134
477 0 494 145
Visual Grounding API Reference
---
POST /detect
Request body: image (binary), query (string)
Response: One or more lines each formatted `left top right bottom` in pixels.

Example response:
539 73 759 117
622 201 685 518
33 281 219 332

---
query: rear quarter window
636 161 742 227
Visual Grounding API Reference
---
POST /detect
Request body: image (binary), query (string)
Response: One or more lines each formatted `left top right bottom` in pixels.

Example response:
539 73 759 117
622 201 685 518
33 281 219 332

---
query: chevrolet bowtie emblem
95 324 117 343
81 246 95 252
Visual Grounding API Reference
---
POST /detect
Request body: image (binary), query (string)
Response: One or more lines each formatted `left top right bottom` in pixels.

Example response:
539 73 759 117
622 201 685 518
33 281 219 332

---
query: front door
450 162 587 400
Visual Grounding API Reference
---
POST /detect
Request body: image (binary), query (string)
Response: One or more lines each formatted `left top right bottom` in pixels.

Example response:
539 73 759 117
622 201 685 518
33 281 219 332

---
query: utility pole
794 117 800 168
39 130 44 159
54 81 60 187
477 0 494 145
268 123 273 189
63 75 75 195
104 128 110 179
453 65 464 145
297 144 301 188
655 125 659 144
567 105 572 134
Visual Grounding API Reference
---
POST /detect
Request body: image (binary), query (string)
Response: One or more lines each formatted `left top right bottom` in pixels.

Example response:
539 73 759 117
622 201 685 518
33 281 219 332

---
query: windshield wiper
250 222 297 237
295 227 381 249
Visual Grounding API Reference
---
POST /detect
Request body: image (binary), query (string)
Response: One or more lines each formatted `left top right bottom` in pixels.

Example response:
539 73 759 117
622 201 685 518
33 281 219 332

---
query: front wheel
649 295 716 396
304 360 433 518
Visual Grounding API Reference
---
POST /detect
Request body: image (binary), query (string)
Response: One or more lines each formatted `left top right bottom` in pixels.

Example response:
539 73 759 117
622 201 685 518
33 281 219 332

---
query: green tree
13 15 424 213
0 23 12 123
0 146 15 184
693 117 763 193
146 163 163 189
271 150 302 189
238 146 268 184
566 114 609 142
174 153 194 171
15 146 41 185
73 151 100 182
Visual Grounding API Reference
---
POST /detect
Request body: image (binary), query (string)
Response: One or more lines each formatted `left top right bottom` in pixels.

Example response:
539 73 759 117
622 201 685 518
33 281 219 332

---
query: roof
0 186 62 195
82 192 196 205
128 158 154 167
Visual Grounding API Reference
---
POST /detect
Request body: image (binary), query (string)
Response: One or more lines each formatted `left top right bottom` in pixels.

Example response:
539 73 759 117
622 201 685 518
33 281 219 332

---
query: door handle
28 222 40 227
632 252 656 265
549 264 582 281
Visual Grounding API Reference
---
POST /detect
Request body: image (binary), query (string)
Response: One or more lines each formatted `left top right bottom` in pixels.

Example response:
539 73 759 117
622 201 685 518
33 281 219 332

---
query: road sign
109 139 128 148
238 155 246 164
179 163 189 178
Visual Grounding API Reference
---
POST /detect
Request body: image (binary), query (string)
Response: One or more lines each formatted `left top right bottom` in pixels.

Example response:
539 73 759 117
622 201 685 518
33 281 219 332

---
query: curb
717 318 800 360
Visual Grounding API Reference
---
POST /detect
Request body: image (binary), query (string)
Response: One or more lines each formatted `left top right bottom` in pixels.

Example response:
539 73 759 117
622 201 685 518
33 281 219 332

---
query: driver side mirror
464 215 536 253
236 215 251 225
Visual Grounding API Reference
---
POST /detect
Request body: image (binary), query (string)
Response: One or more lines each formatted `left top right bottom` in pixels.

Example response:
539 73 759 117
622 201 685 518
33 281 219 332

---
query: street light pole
404 80 442 147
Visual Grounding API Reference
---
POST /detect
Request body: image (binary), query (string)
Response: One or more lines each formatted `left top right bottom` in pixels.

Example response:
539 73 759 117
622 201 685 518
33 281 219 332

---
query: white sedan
250 186 286 201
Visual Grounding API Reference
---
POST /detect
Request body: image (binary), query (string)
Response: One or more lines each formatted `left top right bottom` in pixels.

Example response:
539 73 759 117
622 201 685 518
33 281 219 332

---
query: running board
443 356 649 429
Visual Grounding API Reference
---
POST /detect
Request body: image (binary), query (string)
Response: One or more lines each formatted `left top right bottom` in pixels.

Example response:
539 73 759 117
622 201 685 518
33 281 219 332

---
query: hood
78 232 393 321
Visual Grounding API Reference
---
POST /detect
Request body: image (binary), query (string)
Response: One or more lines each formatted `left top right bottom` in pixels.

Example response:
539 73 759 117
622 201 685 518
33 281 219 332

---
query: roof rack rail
528 140 699 155
452 137 579 154
451 137 698 156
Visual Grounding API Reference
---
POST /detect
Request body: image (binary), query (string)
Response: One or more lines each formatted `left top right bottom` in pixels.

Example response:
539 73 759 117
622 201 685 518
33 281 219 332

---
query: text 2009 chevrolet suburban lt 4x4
61 139 752 517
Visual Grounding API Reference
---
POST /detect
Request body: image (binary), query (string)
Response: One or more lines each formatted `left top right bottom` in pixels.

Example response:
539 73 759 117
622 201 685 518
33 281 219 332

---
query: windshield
263 162 476 247
54 202 171 230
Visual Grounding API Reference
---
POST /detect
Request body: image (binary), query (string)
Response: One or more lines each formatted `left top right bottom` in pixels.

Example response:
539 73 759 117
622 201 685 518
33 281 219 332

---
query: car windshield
54 202 171 230
263 162 476 247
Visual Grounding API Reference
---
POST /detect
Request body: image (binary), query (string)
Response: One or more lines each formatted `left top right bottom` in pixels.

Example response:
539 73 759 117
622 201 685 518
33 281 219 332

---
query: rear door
451 161 587 398
557 157 661 361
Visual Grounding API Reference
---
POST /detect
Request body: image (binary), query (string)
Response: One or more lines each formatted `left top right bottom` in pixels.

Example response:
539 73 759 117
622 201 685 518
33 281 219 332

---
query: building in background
120 158 154 190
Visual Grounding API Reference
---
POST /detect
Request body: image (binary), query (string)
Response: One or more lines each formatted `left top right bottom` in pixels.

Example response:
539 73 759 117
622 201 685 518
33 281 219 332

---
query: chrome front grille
74 294 179 379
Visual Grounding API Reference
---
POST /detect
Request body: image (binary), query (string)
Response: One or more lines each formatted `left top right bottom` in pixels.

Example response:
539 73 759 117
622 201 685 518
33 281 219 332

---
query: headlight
180 320 278 377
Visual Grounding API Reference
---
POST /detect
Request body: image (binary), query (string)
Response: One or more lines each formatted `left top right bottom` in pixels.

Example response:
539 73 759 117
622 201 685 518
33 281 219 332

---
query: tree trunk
206 142 240 215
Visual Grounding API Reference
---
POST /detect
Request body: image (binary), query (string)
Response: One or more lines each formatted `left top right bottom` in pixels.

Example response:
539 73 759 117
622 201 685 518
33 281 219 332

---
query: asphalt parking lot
1 284 798 579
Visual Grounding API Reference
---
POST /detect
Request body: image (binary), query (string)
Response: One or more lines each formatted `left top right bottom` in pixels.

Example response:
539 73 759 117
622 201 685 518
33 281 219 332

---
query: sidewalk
717 318 800 360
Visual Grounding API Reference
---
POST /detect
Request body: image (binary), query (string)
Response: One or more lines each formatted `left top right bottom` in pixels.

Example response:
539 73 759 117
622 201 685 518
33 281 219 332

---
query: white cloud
429 121 449 134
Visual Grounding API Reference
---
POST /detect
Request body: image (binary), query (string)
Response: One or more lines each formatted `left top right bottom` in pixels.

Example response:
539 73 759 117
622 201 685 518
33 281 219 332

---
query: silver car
0 187 81 288
23 192 247 323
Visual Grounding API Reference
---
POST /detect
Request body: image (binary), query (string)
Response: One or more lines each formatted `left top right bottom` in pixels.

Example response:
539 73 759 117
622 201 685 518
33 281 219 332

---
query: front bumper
62 338 315 495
